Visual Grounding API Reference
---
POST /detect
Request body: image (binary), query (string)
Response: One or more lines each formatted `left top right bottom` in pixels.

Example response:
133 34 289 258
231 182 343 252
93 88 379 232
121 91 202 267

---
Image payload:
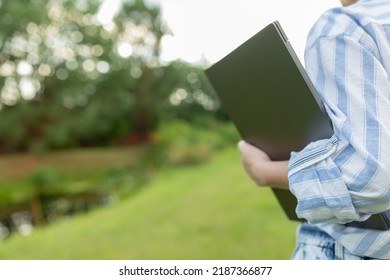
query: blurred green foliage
0 0 225 153
153 120 239 166
0 145 141 209
30 168 59 189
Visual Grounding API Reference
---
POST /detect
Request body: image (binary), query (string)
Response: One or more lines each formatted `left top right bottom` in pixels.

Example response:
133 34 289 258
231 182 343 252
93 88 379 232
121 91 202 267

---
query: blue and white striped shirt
288 0 390 259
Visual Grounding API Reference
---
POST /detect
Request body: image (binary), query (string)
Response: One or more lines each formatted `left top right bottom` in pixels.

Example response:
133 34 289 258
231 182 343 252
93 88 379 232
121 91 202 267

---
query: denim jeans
291 223 377 260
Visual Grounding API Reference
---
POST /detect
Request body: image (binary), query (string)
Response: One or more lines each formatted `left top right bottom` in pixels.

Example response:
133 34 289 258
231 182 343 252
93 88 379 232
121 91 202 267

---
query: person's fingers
237 140 257 155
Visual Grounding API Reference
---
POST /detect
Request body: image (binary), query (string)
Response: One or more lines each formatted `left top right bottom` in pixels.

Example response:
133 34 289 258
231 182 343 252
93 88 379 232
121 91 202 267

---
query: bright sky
144 0 341 64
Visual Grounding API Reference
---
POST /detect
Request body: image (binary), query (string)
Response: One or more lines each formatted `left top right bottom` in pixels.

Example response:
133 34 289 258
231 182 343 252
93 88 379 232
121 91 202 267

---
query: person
238 0 390 260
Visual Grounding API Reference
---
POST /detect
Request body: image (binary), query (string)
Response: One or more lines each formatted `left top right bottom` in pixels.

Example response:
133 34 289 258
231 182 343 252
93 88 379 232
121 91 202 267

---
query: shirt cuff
287 135 368 223
288 135 339 176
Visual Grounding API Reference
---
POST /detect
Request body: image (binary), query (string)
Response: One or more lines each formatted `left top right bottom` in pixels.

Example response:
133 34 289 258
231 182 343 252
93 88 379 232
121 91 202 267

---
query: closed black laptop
205 21 390 230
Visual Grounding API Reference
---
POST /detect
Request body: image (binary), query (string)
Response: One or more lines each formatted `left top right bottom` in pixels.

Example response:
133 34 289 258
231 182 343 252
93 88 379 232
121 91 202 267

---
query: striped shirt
288 0 390 259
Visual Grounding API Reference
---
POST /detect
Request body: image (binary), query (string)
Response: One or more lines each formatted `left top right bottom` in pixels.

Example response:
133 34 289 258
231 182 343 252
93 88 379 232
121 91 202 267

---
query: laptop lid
205 21 333 161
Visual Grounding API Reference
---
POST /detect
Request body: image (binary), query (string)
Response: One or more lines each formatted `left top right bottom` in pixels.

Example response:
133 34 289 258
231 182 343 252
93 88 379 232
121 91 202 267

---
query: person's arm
287 20 390 224
237 140 289 189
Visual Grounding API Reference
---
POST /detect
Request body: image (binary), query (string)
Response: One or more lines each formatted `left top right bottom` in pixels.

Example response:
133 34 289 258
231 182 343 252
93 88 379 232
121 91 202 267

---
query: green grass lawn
0 147 297 259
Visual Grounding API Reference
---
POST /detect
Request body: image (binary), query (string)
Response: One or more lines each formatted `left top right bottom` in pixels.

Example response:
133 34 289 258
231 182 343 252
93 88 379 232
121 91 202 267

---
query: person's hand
237 140 289 189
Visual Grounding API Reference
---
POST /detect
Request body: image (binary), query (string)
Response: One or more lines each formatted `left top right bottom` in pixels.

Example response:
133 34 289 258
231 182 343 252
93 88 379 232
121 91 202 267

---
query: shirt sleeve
288 32 390 224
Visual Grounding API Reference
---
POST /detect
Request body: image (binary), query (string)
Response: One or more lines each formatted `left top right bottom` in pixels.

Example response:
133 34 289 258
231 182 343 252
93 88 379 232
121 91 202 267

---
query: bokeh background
0 0 337 259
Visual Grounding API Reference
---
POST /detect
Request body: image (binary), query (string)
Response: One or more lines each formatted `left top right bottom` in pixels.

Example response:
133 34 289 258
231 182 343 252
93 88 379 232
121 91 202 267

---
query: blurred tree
0 0 224 153
156 60 227 124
